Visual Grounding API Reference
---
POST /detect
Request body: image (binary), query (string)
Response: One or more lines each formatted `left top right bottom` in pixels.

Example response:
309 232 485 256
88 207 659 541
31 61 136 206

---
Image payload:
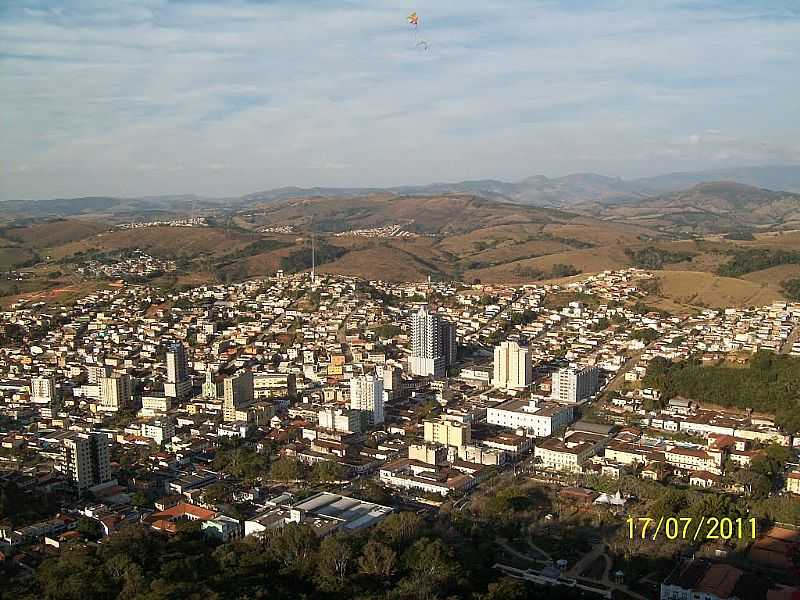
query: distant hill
241 173 650 207
578 181 800 235
633 165 800 193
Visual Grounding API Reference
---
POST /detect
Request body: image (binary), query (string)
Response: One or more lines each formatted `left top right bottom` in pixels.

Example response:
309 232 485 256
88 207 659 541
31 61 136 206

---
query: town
1 268 799 599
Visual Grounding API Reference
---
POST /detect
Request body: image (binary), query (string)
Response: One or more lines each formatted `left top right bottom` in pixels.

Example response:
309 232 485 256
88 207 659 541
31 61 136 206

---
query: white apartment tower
59 433 111 492
30 376 57 403
165 342 192 400
493 341 532 390
350 373 385 425
551 365 600 403
410 306 456 378
99 374 132 412
223 371 254 422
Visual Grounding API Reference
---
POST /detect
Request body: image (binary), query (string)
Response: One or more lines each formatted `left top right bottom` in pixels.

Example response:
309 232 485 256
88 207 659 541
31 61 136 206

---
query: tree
375 511 424 548
267 523 318 575
270 457 305 482
76 517 104 541
311 460 346 484
404 538 458 587
358 539 397 578
316 533 354 589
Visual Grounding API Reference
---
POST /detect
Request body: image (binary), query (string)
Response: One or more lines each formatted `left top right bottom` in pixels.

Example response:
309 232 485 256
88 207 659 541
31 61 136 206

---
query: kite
407 11 429 51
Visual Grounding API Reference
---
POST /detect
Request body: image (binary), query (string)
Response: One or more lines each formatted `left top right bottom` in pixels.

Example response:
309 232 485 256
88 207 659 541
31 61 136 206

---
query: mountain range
2 164 800 220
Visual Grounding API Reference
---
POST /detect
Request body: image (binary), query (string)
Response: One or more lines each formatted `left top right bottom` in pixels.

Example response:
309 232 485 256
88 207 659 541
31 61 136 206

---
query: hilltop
577 182 800 235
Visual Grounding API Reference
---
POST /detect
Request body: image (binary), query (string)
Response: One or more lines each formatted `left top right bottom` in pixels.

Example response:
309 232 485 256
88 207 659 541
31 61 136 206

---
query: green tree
358 539 397 578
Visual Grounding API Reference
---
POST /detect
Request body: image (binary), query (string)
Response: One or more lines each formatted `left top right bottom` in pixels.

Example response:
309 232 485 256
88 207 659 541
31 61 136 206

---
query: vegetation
643 352 800 434
781 278 800 301
624 247 694 269
3 511 582 600
718 248 800 277
280 241 348 274
512 263 581 279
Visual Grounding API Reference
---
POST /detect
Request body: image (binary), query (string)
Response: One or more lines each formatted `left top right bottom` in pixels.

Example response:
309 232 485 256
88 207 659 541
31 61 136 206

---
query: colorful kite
407 12 429 50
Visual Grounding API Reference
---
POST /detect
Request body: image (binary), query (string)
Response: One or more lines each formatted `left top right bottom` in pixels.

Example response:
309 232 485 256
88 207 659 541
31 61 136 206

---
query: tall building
30 376 57 403
99 374 132 412
551 365 599 403
87 364 111 384
223 371 254 422
440 320 457 371
202 369 221 400
423 418 471 448
350 373 384 425
59 433 111 492
165 342 192 400
493 341 532 390
410 307 457 377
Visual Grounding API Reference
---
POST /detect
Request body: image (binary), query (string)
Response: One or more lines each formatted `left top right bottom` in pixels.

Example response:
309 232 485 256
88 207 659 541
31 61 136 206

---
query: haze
2 0 799 200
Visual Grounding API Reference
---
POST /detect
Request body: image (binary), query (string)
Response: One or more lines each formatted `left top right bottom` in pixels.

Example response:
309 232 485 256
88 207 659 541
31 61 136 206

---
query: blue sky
1 0 798 199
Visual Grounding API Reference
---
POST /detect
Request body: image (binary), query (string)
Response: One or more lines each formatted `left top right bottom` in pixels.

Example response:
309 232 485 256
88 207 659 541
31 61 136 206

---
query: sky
1 0 799 200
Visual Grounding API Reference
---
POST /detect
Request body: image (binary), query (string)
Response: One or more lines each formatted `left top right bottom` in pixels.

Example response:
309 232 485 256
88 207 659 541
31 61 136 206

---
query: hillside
634 165 800 193
577 182 800 235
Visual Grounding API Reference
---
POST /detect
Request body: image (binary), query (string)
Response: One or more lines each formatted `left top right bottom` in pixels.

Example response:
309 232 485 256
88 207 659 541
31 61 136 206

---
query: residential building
350 373 384 425
423 417 471 448
99 374 132 412
410 306 450 377
492 341 532 390
165 342 192 400
30 376 57 403
318 407 362 433
58 432 111 492
551 365 599 403
223 371 254 422
141 418 176 445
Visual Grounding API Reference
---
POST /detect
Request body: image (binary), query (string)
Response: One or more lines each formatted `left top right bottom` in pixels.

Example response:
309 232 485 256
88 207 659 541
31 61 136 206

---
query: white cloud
1 0 798 199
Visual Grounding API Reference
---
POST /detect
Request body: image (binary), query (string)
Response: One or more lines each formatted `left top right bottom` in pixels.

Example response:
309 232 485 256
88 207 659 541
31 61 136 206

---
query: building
141 418 176 445
223 371 254 423
58 432 111 492
350 374 384 425
660 559 760 600
141 394 172 416
551 365 599 403
99 374 132 412
534 437 596 473
318 407 362 433
410 306 456 378
492 341 532 390
487 398 574 437
87 364 111 384
786 470 800 494
202 369 221 400
30 376 57 403
440 320 458 370
254 372 297 399
165 342 192 400
423 418 471 448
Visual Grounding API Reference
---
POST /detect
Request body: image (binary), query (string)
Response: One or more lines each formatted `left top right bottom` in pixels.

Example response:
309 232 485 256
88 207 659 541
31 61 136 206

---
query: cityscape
3 1 800 599
2 266 799 598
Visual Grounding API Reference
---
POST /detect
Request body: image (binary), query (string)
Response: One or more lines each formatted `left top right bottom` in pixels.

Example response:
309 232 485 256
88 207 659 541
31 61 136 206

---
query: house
689 470 721 488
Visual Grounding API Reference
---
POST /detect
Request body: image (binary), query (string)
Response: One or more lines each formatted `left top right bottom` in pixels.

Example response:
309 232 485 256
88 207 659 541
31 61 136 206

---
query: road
779 321 800 354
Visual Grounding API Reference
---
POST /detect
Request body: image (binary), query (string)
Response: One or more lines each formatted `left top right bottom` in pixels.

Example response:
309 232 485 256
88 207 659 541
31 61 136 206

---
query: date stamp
626 516 757 541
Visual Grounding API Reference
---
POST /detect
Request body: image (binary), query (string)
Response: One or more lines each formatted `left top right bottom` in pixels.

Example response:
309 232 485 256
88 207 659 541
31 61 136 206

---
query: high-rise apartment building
99 374 132 412
350 373 384 425
59 432 111 492
493 341 532 390
410 306 457 377
551 365 600 403
223 371 254 422
165 342 192 400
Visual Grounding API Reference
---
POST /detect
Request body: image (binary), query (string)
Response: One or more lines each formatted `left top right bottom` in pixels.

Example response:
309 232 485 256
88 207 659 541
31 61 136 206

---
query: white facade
141 419 176 445
410 307 445 377
166 342 191 400
59 433 111 491
30 376 57 404
551 365 599 403
492 341 532 390
99 375 132 411
350 374 384 425
487 399 573 437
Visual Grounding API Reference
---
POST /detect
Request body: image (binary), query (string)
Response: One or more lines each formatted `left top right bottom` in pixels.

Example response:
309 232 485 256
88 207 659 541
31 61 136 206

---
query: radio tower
310 216 316 284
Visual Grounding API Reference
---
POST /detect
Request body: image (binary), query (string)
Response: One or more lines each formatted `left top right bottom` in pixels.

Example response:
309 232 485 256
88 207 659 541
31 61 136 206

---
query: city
1 268 799 598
